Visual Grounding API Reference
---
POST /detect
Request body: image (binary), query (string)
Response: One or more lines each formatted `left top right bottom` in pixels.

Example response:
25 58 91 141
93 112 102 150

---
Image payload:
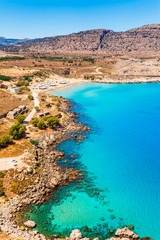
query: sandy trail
0 154 27 171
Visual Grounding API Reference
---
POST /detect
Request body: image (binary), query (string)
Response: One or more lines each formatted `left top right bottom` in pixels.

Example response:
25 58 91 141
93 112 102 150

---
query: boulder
50 177 59 186
70 229 83 240
141 238 152 240
115 227 139 239
24 220 36 228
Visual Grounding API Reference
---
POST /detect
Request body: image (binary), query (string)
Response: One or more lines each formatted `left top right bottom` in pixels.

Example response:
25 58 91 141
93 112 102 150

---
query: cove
28 83 160 239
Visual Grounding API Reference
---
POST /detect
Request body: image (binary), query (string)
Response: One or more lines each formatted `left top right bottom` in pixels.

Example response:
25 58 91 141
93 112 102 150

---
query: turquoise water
29 83 160 239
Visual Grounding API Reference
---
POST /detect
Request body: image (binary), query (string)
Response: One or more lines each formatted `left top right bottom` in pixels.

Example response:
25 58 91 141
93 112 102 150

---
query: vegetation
47 116 59 128
37 120 47 129
32 116 59 130
0 134 12 148
0 179 4 196
42 115 50 121
30 139 39 146
20 86 30 91
0 74 11 81
16 81 29 87
84 75 95 80
9 123 26 140
16 114 26 123
28 94 34 100
31 118 39 127
0 171 5 178
0 56 25 62
35 106 40 111
82 57 95 63
10 182 22 194
24 76 32 82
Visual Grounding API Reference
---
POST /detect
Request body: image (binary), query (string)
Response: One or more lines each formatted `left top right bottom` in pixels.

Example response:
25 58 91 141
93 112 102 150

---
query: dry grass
0 139 32 158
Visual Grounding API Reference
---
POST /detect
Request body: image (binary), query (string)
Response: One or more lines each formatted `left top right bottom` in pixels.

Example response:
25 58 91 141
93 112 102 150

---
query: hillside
1 24 160 54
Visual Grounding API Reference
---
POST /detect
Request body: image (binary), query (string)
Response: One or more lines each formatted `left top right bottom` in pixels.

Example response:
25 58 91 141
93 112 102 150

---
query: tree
37 120 47 130
31 118 39 127
0 134 12 148
16 115 26 123
9 123 26 140
47 117 59 128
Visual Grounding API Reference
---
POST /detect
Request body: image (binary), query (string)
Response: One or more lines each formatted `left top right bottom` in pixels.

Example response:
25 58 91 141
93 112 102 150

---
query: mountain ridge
1 24 160 53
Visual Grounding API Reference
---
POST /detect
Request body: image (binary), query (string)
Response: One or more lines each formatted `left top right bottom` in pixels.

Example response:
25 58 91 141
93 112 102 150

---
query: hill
1 24 160 54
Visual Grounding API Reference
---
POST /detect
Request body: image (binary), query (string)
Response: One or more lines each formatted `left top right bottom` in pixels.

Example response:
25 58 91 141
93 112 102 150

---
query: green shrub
16 115 26 123
0 134 12 148
24 75 29 80
31 118 39 127
34 106 40 111
24 81 29 86
47 117 59 128
42 115 50 121
0 56 25 61
0 188 4 196
20 86 30 92
30 140 39 146
9 123 26 140
0 171 5 178
37 120 47 130
82 58 94 63
28 95 34 100
10 182 22 194
0 75 11 81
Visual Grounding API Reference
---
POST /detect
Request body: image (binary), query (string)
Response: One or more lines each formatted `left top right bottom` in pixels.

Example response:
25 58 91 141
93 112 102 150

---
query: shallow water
28 83 160 239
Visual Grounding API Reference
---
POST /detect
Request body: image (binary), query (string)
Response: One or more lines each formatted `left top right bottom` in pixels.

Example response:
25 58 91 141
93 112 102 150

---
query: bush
9 123 26 140
17 81 29 87
0 171 5 178
10 182 22 194
0 75 11 81
31 118 39 127
0 56 25 61
47 117 59 128
24 81 29 86
28 95 34 100
0 134 12 148
30 140 39 146
37 120 47 130
20 86 30 92
42 115 50 121
24 75 29 80
16 115 26 123
0 188 4 196
34 106 40 111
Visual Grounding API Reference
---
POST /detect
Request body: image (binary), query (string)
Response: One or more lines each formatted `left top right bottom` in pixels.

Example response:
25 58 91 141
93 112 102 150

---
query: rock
24 220 36 228
127 224 134 230
70 229 83 240
20 226 25 231
115 227 139 239
141 238 152 240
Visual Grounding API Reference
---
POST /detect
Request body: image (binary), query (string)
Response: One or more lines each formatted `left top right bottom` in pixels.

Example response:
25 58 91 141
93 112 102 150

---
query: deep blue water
29 83 160 239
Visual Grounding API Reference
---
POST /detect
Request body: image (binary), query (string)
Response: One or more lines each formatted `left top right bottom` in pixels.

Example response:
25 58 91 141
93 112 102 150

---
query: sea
27 83 160 240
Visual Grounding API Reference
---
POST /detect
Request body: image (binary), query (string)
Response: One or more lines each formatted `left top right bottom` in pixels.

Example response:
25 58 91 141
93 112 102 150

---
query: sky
1 0 160 39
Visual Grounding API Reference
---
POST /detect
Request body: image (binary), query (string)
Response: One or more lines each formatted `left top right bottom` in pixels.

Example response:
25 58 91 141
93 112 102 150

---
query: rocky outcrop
24 220 36 228
70 229 83 240
69 228 141 240
115 227 139 239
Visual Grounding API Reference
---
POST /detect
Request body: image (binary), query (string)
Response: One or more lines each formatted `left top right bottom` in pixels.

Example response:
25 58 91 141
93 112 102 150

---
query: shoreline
31 76 160 96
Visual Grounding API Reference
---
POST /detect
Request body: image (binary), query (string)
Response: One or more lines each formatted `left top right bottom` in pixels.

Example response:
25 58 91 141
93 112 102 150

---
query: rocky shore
0 96 150 240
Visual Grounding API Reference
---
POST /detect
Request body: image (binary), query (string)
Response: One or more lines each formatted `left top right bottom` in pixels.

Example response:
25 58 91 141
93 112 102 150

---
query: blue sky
1 0 160 39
